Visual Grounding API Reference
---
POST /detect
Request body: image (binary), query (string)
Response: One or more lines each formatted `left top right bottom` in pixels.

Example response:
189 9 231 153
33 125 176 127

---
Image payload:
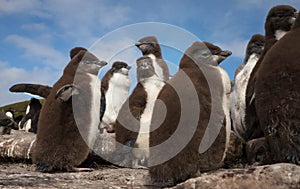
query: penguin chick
100 61 132 133
135 36 170 82
33 48 107 172
149 41 232 184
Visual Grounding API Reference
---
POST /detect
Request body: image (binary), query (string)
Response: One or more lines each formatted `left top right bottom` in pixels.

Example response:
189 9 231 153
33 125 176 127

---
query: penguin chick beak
294 11 299 19
121 67 130 75
126 65 132 70
98 61 108 67
219 50 232 57
135 41 142 47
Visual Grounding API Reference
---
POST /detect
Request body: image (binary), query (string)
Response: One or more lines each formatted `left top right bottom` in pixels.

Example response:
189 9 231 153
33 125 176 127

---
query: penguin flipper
100 90 106 122
55 84 79 102
9 83 52 99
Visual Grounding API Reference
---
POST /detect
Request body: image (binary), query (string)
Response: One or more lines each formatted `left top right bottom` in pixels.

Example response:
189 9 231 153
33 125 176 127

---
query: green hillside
0 99 44 117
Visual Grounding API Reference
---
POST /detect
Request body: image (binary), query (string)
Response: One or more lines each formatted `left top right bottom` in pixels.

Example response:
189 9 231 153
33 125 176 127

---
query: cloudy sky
1 0 299 106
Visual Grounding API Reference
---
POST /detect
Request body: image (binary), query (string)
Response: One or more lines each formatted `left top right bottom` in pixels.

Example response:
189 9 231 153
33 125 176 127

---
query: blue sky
1 0 299 106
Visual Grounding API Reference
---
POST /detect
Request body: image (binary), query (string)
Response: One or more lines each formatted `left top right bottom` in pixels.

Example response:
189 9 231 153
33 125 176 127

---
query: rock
168 163 300 189
0 130 36 161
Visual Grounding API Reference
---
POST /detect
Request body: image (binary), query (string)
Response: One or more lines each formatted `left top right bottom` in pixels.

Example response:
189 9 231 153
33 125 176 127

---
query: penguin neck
244 53 259 65
275 30 288 40
140 76 164 88
145 51 162 59
109 72 131 89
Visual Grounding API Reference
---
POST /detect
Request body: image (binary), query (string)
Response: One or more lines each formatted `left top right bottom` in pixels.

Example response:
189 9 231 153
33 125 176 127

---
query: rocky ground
0 131 299 188
0 162 299 189
0 162 154 189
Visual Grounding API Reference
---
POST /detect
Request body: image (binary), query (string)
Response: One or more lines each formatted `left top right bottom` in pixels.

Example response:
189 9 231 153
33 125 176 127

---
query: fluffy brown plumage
149 42 231 184
33 48 107 172
245 5 297 141
255 10 300 164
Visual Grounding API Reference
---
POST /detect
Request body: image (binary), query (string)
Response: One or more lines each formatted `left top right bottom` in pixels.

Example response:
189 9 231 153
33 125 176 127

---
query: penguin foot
35 162 53 173
285 151 300 165
132 163 148 169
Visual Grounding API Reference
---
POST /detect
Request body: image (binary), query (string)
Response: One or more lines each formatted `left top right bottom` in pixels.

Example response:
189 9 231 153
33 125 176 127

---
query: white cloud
0 61 59 106
41 0 130 37
5 34 68 69
21 23 47 31
0 0 41 15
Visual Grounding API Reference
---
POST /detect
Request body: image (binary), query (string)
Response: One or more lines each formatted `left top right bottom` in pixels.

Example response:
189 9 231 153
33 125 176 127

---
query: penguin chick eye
201 51 211 58
276 14 284 18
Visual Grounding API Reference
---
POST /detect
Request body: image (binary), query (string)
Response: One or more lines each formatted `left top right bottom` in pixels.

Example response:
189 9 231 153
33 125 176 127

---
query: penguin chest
231 54 259 139
76 73 101 147
90 74 101 135
135 80 165 149
217 67 232 160
148 54 164 81
102 73 131 126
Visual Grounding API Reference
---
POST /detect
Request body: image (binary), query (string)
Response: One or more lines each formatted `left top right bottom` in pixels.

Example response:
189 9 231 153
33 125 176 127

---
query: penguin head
265 5 297 38
135 36 162 58
247 34 265 57
78 51 107 75
0 110 17 135
244 34 265 64
204 42 232 64
69 47 87 59
136 56 156 81
180 41 231 69
111 61 131 76
5 109 15 119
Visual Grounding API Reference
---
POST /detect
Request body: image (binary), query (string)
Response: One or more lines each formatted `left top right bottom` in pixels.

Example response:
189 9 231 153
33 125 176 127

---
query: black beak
101 61 108 66
126 65 132 70
219 50 232 57
135 41 142 47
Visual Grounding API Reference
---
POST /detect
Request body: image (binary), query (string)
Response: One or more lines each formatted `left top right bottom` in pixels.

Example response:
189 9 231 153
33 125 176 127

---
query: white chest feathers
20 105 31 132
217 66 232 160
275 30 287 41
88 74 102 146
231 54 259 141
147 54 164 81
101 73 131 129
133 76 165 165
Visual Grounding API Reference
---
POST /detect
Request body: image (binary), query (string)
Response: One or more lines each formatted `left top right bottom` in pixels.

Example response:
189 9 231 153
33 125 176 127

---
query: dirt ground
0 162 162 189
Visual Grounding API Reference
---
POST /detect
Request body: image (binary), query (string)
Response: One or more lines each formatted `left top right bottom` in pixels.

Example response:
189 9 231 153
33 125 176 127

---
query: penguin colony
4 4 299 186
